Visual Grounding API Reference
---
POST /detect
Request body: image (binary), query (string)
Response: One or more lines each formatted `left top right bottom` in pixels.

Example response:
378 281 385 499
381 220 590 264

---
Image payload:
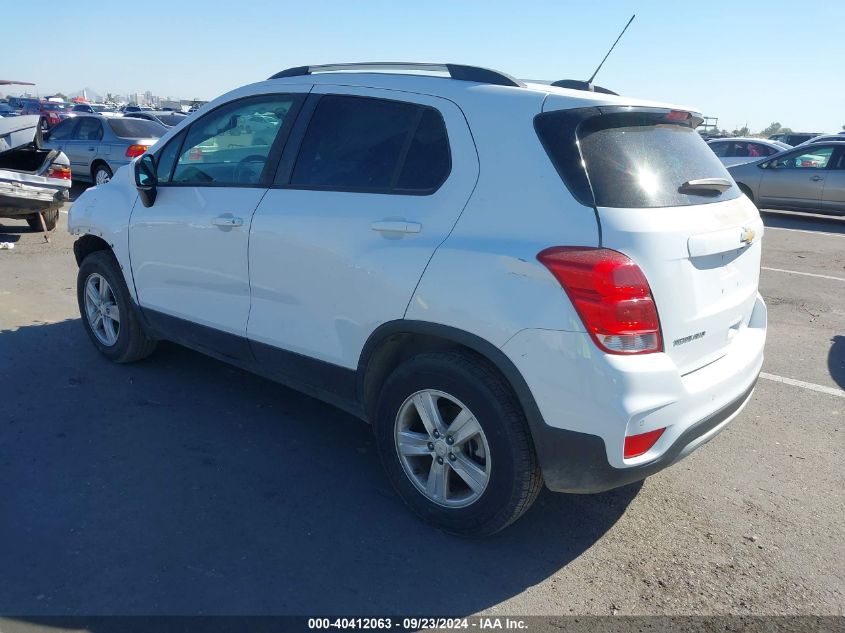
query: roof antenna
552 14 635 94
586 14 635 87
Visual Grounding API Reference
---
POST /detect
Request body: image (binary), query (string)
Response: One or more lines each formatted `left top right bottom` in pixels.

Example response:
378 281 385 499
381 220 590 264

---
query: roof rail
268 62 524 88
550 79 618 96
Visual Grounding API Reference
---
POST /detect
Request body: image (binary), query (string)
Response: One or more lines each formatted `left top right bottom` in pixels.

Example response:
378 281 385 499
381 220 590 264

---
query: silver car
707 137 790 166
42 114 165 184
728 141 845 215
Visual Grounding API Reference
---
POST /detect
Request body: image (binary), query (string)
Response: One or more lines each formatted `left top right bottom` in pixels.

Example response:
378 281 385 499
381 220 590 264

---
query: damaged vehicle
0 115 72 231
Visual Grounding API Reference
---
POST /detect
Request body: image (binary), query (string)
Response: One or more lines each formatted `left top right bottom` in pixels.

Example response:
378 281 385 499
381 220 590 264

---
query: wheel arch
357 320 545 432
73 233 112 266
736 181 754 203
90 159 112 180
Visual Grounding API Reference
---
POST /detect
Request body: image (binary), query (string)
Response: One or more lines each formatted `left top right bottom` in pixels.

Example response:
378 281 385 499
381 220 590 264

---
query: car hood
0 115 43 154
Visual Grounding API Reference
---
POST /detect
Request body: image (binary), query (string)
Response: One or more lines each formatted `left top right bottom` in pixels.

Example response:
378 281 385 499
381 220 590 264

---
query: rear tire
26 209 58 231
374 351 543 536
93 163 113 185
77 250 157 363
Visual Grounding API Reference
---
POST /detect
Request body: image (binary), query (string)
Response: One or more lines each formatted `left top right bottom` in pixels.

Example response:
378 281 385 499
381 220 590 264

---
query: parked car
707 137 790 166
122 105 154 114
0 115 71 231
0 103 18 117
43 114 165 184
68 62 766 535
123 110 188 128
768 132 823 146
71 103 119 116
20 100 73 130
728 141 845 215
796 134 845 146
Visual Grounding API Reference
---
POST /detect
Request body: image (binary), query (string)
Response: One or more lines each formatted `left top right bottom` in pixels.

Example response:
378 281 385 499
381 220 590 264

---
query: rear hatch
536 105 762 375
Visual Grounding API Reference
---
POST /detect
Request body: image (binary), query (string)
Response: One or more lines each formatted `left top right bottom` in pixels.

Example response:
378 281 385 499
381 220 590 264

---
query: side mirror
135 154 158 207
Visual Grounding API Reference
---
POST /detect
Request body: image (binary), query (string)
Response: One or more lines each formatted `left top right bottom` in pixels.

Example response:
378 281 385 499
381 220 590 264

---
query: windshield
108 118 166 139
536 108 741 208
41 103 70 112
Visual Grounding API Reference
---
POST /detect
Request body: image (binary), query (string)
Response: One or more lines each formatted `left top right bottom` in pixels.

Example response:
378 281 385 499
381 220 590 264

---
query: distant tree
53 92 67 100
732 126 750 136
760 122 783 137
779 127 793 135
842 124 845 131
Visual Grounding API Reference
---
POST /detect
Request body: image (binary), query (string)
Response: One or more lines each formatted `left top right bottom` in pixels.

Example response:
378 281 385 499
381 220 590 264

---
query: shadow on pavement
761 210 845 235
0 221 30 242
0 319 639 616
829 335 845 391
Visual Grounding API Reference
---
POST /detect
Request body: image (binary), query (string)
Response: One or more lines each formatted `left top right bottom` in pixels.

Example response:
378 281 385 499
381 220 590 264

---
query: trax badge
740 227 755 246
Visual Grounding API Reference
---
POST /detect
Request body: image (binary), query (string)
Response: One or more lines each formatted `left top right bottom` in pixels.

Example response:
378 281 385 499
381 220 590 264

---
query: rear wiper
678 178 733 196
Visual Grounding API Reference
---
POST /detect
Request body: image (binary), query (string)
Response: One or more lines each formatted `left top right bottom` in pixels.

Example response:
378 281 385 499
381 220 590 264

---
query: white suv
68 63 766 535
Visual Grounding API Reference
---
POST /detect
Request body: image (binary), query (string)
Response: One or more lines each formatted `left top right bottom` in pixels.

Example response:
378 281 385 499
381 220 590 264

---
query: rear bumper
501 293 766 493
527 377 757 493
0 182 69 215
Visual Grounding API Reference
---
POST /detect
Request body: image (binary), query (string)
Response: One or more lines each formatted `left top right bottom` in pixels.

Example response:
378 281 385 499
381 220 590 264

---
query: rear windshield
41 103 70 111
108 118 165 139
156 114 186 127
536 108 741 208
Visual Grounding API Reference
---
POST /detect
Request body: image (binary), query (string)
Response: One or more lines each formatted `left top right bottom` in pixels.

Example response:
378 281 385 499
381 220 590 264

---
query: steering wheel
233 154 267 184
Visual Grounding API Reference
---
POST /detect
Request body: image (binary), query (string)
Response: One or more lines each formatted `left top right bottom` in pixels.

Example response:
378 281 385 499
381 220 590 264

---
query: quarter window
172 95 299 186
289 95 450 193
154 130 185 182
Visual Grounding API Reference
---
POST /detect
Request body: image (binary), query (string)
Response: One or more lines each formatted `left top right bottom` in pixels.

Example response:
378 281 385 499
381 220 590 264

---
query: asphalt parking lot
0 188 843 617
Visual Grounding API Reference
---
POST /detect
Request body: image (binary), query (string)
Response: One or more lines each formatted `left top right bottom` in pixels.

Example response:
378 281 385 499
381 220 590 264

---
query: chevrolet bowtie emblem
740 227 755 245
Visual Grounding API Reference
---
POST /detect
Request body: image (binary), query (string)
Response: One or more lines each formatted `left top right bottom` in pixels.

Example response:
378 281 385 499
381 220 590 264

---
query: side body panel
406 89 598 346
247 86 479 369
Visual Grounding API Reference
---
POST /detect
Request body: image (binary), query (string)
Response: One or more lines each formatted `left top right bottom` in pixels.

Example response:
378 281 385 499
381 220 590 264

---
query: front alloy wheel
83 272 120 346
395 389 491 508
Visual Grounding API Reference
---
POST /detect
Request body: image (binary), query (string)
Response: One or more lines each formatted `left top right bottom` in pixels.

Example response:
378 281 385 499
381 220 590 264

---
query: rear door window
73 118 103 141
289 95 450 194
536 108 740 208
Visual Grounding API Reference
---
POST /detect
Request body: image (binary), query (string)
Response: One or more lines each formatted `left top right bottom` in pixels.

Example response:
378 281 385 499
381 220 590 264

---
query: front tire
374 351 542 536
77 250 157 363
26 209 59 231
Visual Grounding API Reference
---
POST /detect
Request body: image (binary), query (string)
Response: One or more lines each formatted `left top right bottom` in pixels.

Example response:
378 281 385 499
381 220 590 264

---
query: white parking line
761 266 845 282
760 372 845 398
764 226 845 238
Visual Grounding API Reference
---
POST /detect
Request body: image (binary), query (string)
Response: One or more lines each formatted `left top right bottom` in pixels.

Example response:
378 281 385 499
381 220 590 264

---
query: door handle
371 220 421 234
811 175 824 181
212 216 243 228
88 147 96 152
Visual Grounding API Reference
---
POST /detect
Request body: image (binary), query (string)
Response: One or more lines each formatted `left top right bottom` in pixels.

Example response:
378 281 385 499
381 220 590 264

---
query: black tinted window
108 118 165 139
536 109 740 208
396 109 450 191
291 96 421 190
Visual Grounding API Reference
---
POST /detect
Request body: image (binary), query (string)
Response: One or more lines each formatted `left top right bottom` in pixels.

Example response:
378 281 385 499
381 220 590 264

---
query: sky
3 0 844 133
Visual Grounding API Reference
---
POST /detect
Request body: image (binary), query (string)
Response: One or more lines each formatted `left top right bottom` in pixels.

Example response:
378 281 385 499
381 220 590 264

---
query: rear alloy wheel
375 351 543 536
93 164 112 185
395 389 492 508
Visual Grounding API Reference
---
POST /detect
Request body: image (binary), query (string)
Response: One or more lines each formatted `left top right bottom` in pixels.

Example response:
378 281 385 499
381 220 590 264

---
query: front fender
67 166 140 301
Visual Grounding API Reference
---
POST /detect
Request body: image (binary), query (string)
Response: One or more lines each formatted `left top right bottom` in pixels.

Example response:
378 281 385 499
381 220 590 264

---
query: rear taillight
624 427 666 458
47 112 60 123
537 246 662 354
125 145 149 158
46 165 71 180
